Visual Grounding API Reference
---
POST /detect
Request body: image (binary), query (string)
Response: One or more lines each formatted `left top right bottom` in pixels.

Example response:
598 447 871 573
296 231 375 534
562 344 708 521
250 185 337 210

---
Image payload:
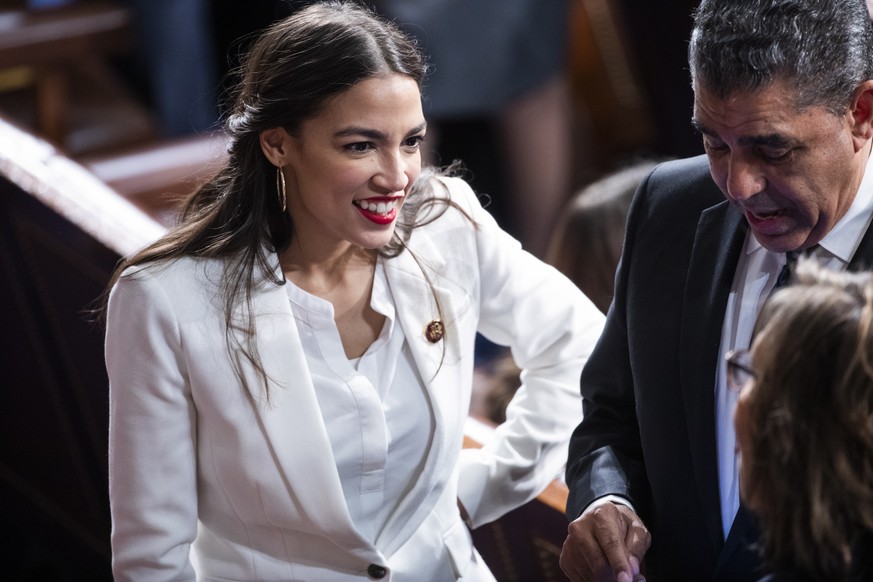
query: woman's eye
346 142 374 153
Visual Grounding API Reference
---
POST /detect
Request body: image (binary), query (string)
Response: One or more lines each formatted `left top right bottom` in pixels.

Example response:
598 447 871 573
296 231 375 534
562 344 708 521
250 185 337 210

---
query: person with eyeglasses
560 1 873 581
729 259 873 581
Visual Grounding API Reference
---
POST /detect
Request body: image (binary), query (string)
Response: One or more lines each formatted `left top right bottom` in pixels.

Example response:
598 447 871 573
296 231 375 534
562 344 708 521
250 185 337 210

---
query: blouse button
367 563 387 579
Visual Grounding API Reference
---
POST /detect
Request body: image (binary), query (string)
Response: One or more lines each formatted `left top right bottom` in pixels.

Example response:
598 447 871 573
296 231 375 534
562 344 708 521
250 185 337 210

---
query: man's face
693 81 866 252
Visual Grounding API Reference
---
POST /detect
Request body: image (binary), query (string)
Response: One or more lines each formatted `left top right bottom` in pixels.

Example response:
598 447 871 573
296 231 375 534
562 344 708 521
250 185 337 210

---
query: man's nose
725 157 766 201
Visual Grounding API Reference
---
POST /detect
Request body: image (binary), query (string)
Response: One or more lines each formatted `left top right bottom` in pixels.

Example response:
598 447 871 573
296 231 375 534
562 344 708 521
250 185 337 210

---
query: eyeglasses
725 349 757 392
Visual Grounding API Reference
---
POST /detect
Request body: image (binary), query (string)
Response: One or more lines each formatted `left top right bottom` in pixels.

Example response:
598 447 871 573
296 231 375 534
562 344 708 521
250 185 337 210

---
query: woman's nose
373 151 412 192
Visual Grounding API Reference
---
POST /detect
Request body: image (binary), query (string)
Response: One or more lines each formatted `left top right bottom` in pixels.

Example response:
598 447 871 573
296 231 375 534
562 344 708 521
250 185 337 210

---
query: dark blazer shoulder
640 154 723 213
620 154 729 272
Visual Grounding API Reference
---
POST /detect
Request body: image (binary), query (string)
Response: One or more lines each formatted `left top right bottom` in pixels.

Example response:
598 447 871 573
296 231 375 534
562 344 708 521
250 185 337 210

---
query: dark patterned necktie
774 250 798 290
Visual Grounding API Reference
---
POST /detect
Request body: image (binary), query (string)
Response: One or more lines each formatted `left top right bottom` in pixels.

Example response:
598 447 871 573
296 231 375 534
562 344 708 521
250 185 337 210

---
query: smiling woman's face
270 73 427 254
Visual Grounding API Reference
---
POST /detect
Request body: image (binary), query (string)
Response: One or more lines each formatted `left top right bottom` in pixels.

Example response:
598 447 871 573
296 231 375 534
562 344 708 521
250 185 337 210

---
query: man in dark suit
560 1 873 581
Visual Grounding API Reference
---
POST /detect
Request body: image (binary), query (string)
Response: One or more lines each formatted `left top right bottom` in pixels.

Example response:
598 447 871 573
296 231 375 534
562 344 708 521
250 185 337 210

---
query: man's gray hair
689 0 873 113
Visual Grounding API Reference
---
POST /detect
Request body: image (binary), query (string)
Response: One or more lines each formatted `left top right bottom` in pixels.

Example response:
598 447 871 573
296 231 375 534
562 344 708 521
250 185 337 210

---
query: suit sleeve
443 177 606 528
564 172 651 521
106 268 198 581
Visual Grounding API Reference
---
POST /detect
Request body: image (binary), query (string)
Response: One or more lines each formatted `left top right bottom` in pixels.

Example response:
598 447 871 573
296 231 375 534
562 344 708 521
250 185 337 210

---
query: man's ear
259 127 293 166
849 80 873 151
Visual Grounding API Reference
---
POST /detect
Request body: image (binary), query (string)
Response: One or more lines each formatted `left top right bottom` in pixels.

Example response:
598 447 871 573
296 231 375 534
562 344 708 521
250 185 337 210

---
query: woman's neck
280 240 376 297
281 241 383 359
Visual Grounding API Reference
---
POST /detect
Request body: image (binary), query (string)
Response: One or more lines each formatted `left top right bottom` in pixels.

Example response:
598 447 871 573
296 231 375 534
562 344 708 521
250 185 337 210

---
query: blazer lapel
679 200 747 552
241 273 377 558
380 236 465 556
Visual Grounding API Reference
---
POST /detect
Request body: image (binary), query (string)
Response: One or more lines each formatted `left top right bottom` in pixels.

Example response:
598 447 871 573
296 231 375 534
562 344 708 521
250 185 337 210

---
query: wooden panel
0 2 131 69
80 132 228 226
0 2 150 150
0 113 161 579
0 175 116 580
0 113 165 256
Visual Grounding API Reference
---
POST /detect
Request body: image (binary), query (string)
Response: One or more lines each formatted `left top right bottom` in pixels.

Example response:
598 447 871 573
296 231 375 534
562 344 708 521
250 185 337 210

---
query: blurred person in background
123 0 220 135
377 0 573 258
478 159 662 425
546 158 662 314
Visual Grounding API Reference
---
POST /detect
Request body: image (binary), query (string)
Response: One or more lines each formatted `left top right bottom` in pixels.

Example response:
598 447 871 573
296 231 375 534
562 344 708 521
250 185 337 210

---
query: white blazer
106 176 604 581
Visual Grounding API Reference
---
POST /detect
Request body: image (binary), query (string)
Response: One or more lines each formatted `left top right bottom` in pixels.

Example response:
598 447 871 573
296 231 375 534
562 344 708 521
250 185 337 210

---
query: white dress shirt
285 259 436 545
716 153 873 538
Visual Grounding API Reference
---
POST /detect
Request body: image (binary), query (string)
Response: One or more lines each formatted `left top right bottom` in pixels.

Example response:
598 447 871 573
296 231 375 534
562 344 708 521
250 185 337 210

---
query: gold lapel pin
424 320 445 343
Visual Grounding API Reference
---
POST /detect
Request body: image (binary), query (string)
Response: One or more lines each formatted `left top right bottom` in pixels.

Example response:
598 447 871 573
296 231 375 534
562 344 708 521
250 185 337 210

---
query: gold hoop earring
276 166 287 212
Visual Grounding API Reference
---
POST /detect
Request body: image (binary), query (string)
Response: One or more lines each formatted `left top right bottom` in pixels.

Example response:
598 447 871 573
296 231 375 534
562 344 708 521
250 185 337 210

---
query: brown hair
746 259 873 580
545 160 659 313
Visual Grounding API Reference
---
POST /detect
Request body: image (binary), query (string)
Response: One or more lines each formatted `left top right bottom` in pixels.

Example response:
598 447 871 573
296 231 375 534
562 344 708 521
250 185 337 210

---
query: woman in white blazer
105 2 605 580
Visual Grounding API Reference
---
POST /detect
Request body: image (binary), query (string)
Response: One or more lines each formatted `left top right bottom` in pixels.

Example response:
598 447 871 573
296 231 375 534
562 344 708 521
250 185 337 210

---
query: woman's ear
259 127 293 166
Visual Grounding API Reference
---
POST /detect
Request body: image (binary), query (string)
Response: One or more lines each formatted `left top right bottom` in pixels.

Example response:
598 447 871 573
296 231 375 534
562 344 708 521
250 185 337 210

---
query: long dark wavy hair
105 1 462 397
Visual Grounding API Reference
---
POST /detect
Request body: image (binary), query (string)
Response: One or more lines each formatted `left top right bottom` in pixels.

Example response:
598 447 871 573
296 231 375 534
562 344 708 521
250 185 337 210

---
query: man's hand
559 501 651 582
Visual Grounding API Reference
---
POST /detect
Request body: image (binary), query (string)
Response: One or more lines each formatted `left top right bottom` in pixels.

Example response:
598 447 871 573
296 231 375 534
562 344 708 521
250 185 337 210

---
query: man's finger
590 503 635 579
621 506 652 564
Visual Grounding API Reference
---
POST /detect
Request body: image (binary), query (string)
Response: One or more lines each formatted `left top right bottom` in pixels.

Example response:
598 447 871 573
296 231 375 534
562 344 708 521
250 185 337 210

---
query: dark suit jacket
565 155 873 581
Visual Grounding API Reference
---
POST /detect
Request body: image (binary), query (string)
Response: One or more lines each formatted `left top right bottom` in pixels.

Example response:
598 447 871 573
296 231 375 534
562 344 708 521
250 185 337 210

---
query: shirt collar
817 151 873 263
746 152 873 262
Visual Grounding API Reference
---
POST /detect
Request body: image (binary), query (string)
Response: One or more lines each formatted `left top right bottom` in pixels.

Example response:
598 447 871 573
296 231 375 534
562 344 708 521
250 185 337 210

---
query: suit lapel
679 200 746 552
849 219 873 270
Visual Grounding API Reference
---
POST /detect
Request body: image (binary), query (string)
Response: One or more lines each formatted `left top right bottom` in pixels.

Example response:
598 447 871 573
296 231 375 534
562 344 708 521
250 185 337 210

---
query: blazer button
367 563 387 579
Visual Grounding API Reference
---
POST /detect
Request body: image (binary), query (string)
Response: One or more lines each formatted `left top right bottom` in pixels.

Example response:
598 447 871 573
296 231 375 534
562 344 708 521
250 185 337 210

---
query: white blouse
284 259 436 545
